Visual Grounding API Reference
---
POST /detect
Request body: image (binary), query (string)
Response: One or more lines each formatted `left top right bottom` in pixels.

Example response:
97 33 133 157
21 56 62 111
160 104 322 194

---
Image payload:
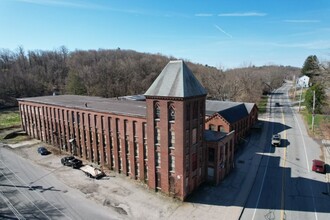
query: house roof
206 100 249 123
204 130 227 142
17 95 147 117
144 60 207 98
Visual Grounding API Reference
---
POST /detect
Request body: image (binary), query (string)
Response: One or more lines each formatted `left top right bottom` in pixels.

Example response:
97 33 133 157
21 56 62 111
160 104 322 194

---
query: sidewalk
168 115 270 219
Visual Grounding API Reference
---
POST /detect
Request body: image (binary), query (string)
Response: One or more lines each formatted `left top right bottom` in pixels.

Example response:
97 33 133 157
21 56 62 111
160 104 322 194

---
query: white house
296 75 310 88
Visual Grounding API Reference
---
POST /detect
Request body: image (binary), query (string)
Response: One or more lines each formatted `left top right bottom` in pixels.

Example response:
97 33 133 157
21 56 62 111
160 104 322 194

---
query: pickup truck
80 165 105 179
271 134 281 146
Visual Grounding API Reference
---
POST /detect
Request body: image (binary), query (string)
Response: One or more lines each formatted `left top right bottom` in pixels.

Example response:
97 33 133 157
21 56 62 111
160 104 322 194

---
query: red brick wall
205 131 234 185
18 101 148 181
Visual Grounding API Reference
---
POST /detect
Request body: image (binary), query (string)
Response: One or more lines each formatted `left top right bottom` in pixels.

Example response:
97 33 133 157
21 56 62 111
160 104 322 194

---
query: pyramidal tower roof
144 60 207 98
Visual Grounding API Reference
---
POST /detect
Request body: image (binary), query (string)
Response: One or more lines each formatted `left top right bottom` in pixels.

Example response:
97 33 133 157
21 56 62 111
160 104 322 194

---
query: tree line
301 55 330 114
0 47 301 108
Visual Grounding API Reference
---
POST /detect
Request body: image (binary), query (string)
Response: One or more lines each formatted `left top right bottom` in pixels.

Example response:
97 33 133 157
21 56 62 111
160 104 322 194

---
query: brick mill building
18 60 258 200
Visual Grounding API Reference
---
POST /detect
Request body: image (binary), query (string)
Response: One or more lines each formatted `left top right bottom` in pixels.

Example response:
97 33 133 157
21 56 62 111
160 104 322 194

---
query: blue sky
1 0 330 69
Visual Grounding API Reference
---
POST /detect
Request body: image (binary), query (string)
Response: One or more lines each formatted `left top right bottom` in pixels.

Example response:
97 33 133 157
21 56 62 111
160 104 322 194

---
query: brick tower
144 60 207 200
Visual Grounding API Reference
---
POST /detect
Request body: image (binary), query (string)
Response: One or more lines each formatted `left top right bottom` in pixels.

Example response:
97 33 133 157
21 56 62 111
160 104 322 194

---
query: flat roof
18 95 147 118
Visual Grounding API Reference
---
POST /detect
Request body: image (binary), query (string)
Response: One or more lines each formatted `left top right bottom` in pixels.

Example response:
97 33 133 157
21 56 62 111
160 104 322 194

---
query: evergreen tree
304 83 326 114
65 71 87 95
301 55 319 79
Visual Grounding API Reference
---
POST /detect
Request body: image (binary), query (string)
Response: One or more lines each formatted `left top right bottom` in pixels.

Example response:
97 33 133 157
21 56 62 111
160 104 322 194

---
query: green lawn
302 109 330 132
0 109 21 129
258 95 268 114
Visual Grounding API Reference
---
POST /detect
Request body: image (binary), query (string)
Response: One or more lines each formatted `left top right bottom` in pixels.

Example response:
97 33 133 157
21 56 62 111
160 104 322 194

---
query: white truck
80 165 105 179
271 134 281 146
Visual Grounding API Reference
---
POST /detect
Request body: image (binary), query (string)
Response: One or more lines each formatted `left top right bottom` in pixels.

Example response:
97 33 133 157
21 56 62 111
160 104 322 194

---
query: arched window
154 103 160 119
169 105 175 121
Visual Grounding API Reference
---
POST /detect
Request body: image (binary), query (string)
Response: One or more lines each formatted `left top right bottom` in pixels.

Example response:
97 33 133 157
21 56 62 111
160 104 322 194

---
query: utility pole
298 87 303 112
293 75 297 99
312 90 316 132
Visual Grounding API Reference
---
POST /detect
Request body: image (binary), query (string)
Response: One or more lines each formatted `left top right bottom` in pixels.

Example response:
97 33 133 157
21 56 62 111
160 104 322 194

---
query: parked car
61 156 83 169
275 102 280 107
271 134 281 146
37 146 50 155
312 159 326 174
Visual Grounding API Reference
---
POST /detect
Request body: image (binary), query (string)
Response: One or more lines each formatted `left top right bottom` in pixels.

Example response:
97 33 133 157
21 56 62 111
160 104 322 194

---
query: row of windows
154 100 205 122
154 103 175 121
20 104 149 181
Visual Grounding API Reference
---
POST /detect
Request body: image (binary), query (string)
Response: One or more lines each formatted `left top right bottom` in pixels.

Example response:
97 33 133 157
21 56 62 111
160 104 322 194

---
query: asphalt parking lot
6 140 181 219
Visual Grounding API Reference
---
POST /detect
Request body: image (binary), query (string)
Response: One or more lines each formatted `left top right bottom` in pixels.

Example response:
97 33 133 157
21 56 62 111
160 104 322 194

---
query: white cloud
283 19 320 23
218 12 267 17
195 13 213 17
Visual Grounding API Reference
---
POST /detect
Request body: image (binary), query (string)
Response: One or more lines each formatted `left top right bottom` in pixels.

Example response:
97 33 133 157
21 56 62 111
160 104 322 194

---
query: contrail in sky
214 25 233 38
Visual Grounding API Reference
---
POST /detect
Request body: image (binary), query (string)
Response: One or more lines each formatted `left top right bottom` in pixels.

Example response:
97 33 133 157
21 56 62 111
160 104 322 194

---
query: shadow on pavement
185 120 330 214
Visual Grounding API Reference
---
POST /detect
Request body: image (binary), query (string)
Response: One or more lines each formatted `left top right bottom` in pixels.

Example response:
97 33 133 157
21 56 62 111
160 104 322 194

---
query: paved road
241 82 330 220
0 145 117 220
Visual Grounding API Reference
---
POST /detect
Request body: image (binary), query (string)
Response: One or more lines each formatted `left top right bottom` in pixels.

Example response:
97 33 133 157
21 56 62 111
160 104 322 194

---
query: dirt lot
8 140 181 220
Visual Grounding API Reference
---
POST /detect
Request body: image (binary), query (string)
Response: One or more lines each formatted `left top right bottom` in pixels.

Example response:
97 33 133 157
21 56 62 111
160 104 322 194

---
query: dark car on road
61 156 83 169
37 146 50 155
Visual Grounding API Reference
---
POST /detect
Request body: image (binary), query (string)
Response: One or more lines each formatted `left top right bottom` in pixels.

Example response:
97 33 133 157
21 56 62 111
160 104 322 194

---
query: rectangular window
133 121 137 137
143 142 148 160
143 122 147 139
155 127 160 144
119 157 122 172
185 129 190 149
155 151 160 167
209 124 215 131
192 153 197 171
112 153 115 169
192 128 197 144
169 130 175 148
125 135 130 155
156 172 161 189
72 111 75 123
208 148 215 163
127 158 131 173
124 120 128 133
185 155 189 173
136 162 140 178
169 155 175 172
134 137 139 157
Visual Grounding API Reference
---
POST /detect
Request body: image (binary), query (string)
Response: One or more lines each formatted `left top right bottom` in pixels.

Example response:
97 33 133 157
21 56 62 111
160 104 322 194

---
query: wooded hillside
0 47 300 107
